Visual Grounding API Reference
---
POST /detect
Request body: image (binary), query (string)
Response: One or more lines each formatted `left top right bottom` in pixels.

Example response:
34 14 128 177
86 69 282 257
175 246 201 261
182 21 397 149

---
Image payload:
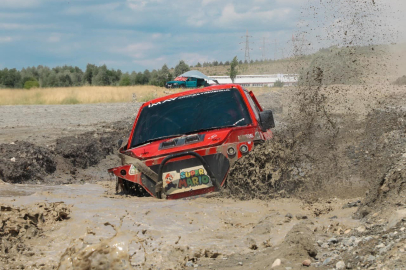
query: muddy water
0 182 361 269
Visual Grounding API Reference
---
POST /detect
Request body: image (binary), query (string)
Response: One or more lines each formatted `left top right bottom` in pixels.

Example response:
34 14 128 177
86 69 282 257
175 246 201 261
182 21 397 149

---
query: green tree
229 56 239 83
195 62 202 67
119 73 131 86
174 60 190 77
83 64 96 85
24 79 40 89
143 69 151 84
156 64 173 86
92 65 109 86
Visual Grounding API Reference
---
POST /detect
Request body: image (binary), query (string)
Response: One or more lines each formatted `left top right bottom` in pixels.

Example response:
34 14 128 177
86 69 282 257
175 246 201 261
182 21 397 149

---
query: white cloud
47 33 61 43
201 0 217 6
0 36 13 43
0 0 41 8
217 4 291 28
178 52 214 66
0 23 53 30
127 0 147 10
65 3 121 15
126 0 163 11
151 33 171 39
133 56 167 69
114 42 156 59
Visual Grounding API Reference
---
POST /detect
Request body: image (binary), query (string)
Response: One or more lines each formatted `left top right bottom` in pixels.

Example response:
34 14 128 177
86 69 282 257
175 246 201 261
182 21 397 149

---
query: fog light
120 169 127 176
240 144 249 154
227 146 236 156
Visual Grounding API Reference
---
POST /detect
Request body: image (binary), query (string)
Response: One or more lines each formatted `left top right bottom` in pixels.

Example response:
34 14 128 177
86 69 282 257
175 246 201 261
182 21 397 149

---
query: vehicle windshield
131 88 252 148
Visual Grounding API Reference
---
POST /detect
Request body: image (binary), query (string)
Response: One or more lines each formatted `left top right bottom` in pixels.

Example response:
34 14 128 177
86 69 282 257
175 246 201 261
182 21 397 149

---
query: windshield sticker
148 89 231 108
178 168 210 188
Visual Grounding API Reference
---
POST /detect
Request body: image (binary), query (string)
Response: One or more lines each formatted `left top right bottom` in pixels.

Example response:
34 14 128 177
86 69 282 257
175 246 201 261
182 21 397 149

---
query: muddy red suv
108 84 275 199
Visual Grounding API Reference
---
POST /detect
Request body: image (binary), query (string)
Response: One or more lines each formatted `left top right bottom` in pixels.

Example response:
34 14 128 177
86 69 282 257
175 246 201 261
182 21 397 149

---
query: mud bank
0 120 132 184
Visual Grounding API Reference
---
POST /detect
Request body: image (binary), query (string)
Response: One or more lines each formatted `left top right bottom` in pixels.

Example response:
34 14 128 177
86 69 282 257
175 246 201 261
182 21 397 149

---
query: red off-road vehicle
108 84 275 199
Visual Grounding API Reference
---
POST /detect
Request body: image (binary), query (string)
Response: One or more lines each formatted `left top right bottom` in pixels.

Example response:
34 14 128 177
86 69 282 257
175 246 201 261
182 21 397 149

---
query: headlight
227 146 236 156
240 144 249 154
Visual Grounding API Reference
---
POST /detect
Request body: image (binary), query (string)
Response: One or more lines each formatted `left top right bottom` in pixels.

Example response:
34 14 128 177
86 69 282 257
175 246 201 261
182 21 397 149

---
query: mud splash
58 220 139 270
0 202 71 268
227 0 404 202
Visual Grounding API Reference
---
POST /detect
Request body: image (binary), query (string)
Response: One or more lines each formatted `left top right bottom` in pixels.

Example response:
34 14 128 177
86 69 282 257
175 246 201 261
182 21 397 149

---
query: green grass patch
61 96 80 104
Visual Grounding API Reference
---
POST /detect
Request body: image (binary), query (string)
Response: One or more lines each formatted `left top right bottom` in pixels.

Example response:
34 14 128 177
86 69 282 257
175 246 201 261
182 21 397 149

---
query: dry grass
0 86 182 105
0 85 282 106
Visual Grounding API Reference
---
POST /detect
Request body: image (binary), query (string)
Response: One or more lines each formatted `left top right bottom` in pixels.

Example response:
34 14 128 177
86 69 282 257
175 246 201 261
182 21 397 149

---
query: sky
0 0 405 72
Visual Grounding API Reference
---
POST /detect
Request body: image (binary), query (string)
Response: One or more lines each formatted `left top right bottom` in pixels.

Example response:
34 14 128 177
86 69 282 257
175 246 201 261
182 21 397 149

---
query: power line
259 37 271 61
240 30 253 63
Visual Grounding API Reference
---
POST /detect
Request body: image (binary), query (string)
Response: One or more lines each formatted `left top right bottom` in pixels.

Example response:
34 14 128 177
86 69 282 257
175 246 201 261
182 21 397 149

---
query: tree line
0 56 285 89
0 60 191 89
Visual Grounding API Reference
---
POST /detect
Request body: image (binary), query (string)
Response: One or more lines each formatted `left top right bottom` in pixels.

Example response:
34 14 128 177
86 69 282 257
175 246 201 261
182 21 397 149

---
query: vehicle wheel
119 178 150 197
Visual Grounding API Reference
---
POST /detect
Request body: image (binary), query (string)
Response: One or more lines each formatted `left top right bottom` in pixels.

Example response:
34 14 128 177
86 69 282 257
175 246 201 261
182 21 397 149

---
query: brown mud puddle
0 182 362 269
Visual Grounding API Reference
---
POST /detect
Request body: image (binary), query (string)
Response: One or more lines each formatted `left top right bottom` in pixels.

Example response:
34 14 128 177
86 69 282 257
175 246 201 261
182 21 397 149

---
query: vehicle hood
126 128 234 160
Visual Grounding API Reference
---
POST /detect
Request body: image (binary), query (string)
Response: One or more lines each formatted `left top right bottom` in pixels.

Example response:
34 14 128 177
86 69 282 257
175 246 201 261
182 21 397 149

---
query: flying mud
1 1 406 269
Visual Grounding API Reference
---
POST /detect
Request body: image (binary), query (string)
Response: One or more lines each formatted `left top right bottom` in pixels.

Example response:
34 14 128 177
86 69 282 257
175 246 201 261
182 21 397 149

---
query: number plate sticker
163 165 212 195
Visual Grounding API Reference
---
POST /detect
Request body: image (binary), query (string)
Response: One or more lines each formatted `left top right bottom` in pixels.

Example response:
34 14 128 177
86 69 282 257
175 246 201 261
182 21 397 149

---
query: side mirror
117 139 123 149
259 110 275 131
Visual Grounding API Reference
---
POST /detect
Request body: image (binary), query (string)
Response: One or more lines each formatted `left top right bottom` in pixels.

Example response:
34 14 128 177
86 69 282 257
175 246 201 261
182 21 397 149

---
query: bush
274 80 284 87
393 75 406 85
24 80 39 89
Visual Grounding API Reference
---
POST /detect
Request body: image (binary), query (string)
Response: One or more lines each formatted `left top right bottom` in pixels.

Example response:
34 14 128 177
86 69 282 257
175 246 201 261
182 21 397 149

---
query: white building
209 74 298 87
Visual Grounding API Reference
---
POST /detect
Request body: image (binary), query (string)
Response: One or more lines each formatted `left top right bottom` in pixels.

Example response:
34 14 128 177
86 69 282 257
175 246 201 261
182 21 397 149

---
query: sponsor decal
208 134 218 140
129 164 137 175
165 173 177 191
178 168 210 189
148 89 231 108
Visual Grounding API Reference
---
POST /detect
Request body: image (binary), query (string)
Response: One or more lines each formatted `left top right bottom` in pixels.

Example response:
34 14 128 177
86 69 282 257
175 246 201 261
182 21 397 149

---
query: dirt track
1 85 406 269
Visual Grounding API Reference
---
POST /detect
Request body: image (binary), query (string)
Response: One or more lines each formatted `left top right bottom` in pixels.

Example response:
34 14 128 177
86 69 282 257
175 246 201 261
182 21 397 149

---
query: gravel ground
0 102 140 146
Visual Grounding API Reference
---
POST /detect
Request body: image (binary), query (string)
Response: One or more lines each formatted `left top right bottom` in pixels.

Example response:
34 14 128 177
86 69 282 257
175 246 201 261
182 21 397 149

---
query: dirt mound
356 154 406 219
354 108 406 218
55 120 130 169
277 223 317 261
0 141 56 183
1 202 71 267
229 223 317 269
